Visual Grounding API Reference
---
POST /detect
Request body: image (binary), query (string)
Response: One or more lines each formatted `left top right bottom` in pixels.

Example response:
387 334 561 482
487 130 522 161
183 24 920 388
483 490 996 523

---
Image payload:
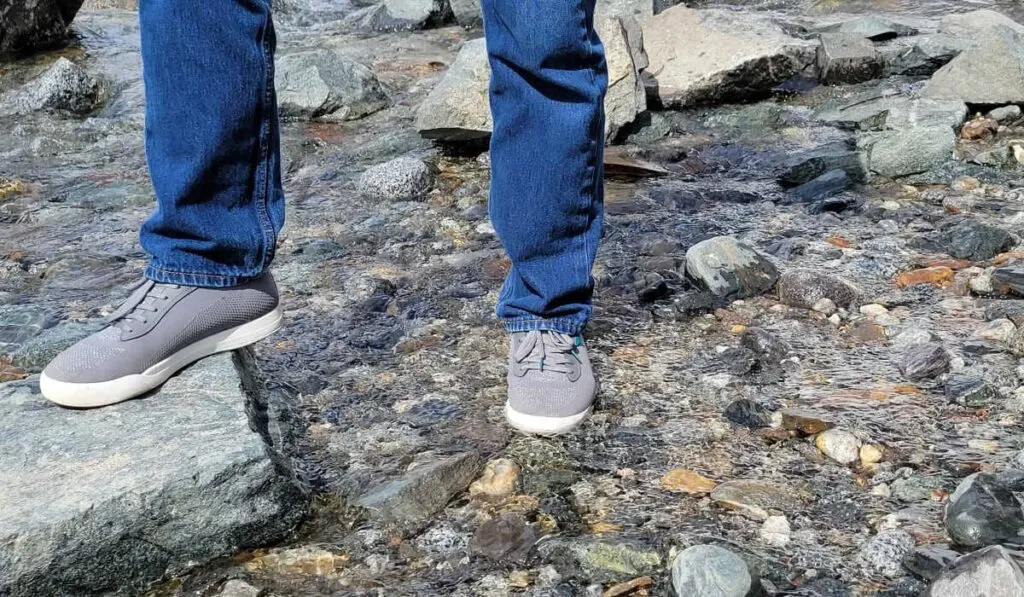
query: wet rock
0 304 57 355
661 468 717 494
993 267 1024 296
777 269 859 310
868 126 956 179
817 33 883 85
354 0 451 31
816 428 862 465
684 236 779 300
975 318 1017 343
941 220 1015 262
0 0 83 54
643 6 813 108
858 530 915 579
469 458 521 501
923 546 1024 597
945 374 1000 407
790 170 850 204
217 580 261 597
816 15 918 41
600 16 647 141
945 472 1024 549
671 544 758 597
781 408 835 435
355 452 482 534
721 346 758 375
895 267 955 288
938 9 1024 40
904 544 960 582
470 514 537 564
986 301 1024 326
724 399 772 429
711 480 802 521
0 354 306 596
899 342 951 381
416 39 492 142
923 26 1024 105
759 515 791 548
3 58 100 116
989 105 1022 124
818 96 966 133
740 328 791 364
778 147 867 187
357 157 433 201
882 33 965 77
275 51 388 121
449 0 481 28
891 475 944 503
961 117 1000 140
246 546 342 575
539 540 662 582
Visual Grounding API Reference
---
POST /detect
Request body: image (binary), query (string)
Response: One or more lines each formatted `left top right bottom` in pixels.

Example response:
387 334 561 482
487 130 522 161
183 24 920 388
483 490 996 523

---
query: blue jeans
138 0 606 335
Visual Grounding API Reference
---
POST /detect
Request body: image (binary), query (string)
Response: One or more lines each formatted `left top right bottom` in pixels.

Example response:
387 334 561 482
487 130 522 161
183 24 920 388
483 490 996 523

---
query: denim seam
253 8 276 273
147 264 262 279
503 317 586 335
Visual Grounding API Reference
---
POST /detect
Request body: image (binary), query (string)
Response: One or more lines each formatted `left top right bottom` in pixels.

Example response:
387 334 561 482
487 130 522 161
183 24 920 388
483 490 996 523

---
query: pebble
216 580 260 597
860 303 889 318
828 313 842 326
684 236 779 299
710 480 802 521
671 545 757 597
812 298 837 315
723 399 772 429
857 529 915 578
976 318 1017 343
899 342 951 381
661 469 717 494
860 444 884 467
469 458 521 501
469 514 537 563
890 327 936 348
815 428 862 464
781 407 836 435
777 269 860 309
357 157 434 201
759 515 792 548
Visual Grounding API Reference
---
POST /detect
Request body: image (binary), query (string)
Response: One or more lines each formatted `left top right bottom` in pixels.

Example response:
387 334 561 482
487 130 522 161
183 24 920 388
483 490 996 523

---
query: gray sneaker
505 330 597 435
41 273 282 408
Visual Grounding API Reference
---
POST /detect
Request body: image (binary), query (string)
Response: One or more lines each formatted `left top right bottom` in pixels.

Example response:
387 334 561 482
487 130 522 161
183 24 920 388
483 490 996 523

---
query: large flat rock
0 352 306 596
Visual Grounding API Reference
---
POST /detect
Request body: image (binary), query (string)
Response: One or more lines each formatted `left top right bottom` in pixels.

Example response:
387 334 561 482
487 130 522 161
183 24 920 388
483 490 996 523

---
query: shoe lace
105 278 179 334
513 330 580 374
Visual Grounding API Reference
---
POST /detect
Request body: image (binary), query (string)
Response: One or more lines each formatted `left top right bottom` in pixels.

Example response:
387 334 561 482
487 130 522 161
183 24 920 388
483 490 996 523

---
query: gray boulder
923 26 1024 105
938 9 1024 40
599 16 647 141
777 269 860 309
868 125 956 179
881 33 966 77
924 546 1024 597
275 50 388 121
816 15 918 41
0 353 306 596
685 236 779 300
449 0 481 28
946 472 1024 548
942 219 1015 262
0 0 84 54
415 38 493 142
671 544 759 597
817 33 883 85
818 96 966 132
1 57 101 116
643 6 814 108
353 0 452 31
357 156 434 201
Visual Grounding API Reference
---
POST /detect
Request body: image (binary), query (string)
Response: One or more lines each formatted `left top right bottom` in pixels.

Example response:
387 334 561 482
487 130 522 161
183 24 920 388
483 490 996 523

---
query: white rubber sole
504 402 593 436
40 307 284 409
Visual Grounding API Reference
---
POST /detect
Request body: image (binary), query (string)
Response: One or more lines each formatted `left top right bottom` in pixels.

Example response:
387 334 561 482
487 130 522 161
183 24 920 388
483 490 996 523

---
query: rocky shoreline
5 0 1024 595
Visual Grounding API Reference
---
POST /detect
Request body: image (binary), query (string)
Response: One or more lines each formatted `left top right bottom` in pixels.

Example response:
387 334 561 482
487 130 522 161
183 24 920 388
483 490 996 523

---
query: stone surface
217 579 261 597
0 0 84 54
740 328 791 364
449 0 481 28
710 480 802 521
858 530 915 579
416 39 492 141
275 50 388 121
989 105 1023 123
975 318 1017 343
724 398 772 429
600 16 647 141
899 342 951 381
539 540 662 583
924 546 1024 597
818 96 966 133
938 9 1024 40
779 147 867 187
993 267 1024 296
684 236 779 300
923 26 1024 105
0 354 306 596
469 514 537 563
354 0 451 32
817 15 918 41
942 220 1015 262
791 170 851 204
357 156 434 201
945 472 1024 549
904 544 960 582
777 269 860 309
817 33 883 85
2 57 100 116
671 544 757 597
945 374 1000 407
868 126 956 179
759 515 791 548
469 458 521 500
355 452 482 534
643 6 813 107
661 468 717 494
882 33 965 77
815 428 862 465
781 408 835 435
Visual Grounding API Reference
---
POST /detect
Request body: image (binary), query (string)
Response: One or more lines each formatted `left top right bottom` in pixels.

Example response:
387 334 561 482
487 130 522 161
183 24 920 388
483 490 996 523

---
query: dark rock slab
777 269 860 309
684 236 779 300
983 300 1024 326
993 267 1024 296
942 220 1014 262
924 546 1024 596
817 33 884 85
0 0 84 54
779 147 867 187
945 472 1024 549
740 328 792 364
946 374 1001 407
724 398 772 429
881 34 965 77
791 169 851 203
0 353 307 597
899 342 951 381
469 514 537 564
905 544 960 582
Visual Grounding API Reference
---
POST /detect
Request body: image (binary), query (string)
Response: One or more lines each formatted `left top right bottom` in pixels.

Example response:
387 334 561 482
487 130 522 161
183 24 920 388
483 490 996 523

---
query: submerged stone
817 33 883 85
684 236 779 300
469 514 537 564
671 544 758 597
791 169 851 204
899 342 951 381
905 544 960 582
945 472 1024 549
858 530 915 579
942 220 1015 262
711 480 802 521
777 269 860 309
924 546 1024 597
778 148 867 187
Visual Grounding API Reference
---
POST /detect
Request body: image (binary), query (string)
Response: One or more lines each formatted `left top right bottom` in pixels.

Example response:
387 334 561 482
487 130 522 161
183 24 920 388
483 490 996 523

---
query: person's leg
481 0 607 435
40 0 285 408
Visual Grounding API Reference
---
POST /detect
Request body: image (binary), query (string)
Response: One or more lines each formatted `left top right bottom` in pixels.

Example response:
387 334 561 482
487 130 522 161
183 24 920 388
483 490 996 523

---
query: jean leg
138 0 285 288
480 0 607 336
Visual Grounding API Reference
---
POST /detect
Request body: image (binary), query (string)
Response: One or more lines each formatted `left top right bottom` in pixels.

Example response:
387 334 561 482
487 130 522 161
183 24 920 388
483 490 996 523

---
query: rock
469 458 521 501
816 15 918 41
275 51 387 121
812 298 837 315
355 452 482 534
818 96 966 133
904 544 960 582
945 472 1024 549
711 480 802 521
671 544 758 597
469 514 537 563
781 408 836 435
860 444 883 467
759 516 791 548
942 220 1015 262
724 398 772 429
892 475 944 503
976 318 1017 343
357 157 433 201
354 0 451 31
924 546 1024 597
790 170 851 204
868 126 956 179
449 0 481 28
2 58 100 116
993 267 1024 296
882 33 965 77
684 236 779 300
989 105 1023 124
895 267 955 288
985 300 1024 326
740 328 791 364
599 16 647 141
923 26 1024 105
0 0 83 54
0 304 57 355
0 354 305 596
246 546 342 575
777 269 859 309
946 374 1000 407
817 33 884 85
720 346 757 376
938 9 1024 40
661 468 717 494
858 530 915 579
778 147 867 187
892 327 937 349
643 6 813 108
539 540 661 582
815 428 862 465
899 342 951 381
416 39 492 142
217 580 261 597
961 117 1000 140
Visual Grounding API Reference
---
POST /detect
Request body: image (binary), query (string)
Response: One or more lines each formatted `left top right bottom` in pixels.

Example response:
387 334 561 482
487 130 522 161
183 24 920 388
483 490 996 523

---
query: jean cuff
145 262 263 288
502 317 587 336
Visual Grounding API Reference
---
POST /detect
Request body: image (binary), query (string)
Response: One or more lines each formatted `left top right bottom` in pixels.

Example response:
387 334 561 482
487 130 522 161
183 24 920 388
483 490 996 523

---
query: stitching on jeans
147 265 257 279
253 6 276 272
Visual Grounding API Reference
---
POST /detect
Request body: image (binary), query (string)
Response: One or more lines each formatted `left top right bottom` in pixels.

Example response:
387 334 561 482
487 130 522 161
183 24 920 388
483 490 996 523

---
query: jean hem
502 317 587 336
145 263 263 288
